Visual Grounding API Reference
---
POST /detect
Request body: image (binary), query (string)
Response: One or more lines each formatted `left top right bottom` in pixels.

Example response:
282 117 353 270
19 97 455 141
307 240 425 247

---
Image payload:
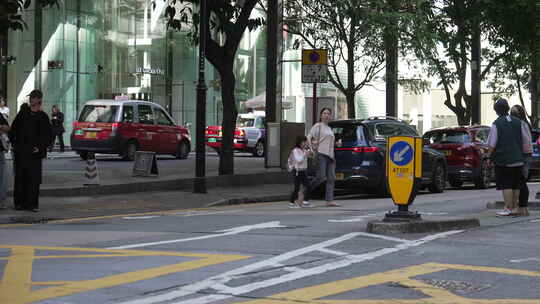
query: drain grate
421 279 492 294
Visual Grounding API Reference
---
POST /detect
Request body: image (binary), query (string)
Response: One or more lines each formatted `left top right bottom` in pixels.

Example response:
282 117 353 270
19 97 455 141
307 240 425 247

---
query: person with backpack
288 135 311 208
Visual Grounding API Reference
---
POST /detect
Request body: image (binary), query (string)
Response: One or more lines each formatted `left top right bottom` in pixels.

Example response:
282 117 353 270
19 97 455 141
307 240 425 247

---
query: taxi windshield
79 105 119 123
236 117 254 127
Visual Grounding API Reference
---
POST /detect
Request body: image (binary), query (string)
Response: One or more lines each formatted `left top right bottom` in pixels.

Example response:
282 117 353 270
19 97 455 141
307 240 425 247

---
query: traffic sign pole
312 83 317 125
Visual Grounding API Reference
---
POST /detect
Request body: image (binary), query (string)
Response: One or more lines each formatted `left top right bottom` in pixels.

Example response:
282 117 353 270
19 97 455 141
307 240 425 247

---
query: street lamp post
194 0 207 193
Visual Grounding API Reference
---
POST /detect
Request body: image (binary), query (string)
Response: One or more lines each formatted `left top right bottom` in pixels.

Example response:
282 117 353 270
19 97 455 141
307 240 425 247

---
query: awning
244 94 293 109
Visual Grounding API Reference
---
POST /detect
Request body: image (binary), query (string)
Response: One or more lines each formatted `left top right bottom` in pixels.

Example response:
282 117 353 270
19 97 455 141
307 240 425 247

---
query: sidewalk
0 183 293 225
7 152 290 197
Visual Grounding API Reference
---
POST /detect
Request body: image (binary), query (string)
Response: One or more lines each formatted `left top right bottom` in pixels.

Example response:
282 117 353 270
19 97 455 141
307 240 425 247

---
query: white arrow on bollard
108 221 286 250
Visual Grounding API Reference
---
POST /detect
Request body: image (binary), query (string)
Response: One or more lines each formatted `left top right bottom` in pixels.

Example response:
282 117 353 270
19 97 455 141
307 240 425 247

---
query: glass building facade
6 0 354 145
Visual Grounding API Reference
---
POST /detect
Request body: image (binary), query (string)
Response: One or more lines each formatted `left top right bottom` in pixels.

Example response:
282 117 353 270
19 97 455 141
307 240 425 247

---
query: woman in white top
307 107 339 207
0 97 9 119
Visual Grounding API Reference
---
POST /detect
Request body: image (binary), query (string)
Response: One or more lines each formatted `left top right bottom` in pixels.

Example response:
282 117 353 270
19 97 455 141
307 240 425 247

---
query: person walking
287 135 311 208
510 104 532 216
0 112 9 210
307 107 339 207
49 105 65 152
8 89 52 212
486 99 531 217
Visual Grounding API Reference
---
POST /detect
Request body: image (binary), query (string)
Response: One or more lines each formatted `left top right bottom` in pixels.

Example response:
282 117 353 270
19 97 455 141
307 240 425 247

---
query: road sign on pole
302 49 328 127
385 136 422 220
301 49 328 83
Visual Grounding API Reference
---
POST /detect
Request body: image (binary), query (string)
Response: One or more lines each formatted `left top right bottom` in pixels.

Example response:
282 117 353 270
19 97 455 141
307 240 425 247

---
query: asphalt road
1 184 540 304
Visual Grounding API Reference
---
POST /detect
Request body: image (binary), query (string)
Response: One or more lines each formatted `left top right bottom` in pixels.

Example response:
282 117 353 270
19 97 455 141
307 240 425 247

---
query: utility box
267 122 306 168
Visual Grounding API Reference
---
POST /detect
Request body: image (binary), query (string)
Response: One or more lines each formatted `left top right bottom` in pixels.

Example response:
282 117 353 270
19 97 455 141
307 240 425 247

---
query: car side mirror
423 138 430 146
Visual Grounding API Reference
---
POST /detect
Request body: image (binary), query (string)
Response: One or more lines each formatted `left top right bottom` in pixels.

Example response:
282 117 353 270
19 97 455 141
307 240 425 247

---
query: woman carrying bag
307 107 339 207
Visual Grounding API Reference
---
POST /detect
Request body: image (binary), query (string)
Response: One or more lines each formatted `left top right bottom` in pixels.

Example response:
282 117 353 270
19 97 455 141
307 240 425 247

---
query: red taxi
71 99 191 160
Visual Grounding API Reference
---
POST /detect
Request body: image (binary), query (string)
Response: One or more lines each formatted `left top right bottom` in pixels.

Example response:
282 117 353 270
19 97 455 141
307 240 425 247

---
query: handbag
307 124 322 177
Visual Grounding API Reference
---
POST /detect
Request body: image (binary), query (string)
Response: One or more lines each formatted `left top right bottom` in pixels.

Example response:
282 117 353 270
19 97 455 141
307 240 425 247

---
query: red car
423 125 493 189
71 99 191 160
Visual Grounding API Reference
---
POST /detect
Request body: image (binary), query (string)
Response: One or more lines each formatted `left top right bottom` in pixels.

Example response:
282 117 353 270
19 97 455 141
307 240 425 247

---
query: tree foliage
406 0 507 125
481 0 540 125
1 0 60 32
157 0 264 175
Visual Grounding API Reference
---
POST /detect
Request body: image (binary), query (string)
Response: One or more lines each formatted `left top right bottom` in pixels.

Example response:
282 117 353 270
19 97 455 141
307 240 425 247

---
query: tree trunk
346 45 356 119
450 90 471 126
345 90 356 119
218 68 237 175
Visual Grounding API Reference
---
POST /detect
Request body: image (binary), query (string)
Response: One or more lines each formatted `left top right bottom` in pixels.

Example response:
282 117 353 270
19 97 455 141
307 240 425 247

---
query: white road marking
122 216 161 220
107 221 285 250
116 230 463 304
510 257 540 263
422 212 449 216
173 210 244 217
317 248 348 256
355 231 411 244
328 214 378 223
530 219 540 223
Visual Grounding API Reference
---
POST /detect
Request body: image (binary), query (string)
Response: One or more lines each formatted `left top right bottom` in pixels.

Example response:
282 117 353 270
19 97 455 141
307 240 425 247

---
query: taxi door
135 104 158 151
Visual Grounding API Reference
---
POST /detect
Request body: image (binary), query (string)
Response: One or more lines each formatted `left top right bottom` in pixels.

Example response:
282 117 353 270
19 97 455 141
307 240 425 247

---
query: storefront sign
136 67 165 75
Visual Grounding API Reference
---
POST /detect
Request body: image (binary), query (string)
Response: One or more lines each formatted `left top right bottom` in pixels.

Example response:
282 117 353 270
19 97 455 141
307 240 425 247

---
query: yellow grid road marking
237 262 540 304
0 245 249 304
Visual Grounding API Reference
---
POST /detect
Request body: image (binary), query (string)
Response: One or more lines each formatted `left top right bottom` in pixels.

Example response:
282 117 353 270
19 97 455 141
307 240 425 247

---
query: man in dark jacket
486 98 532 217
8 89 52 212
49 105 65 152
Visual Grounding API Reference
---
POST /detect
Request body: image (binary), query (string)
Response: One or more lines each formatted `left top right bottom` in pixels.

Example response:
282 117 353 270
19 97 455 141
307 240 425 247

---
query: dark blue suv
330 117 447 196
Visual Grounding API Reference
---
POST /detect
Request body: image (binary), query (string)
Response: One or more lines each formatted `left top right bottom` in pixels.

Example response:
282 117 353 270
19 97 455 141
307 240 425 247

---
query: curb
38 171 291 197
366 218 480 234
207 194 290 207
486 201 540 209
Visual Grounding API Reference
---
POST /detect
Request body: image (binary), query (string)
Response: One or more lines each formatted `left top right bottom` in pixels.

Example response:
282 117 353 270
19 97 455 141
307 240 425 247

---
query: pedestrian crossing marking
237 262 540 303
0 245 249 304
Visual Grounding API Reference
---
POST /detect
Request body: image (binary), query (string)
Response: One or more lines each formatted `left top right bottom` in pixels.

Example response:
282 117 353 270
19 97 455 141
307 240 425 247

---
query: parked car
205 111 266 157
330 116 447 196
423 125 493 189
529 129 540 179
71 99 191 161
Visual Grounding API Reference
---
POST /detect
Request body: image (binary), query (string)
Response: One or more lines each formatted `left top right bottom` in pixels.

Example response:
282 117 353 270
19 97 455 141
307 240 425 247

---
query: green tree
481 0 540 126
1 0 60 32
284 0 391 119
406 0 507 125
160 0 264 175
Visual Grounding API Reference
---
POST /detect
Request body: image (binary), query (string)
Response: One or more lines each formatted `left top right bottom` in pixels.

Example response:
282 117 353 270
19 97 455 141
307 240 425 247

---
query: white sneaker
496 208 511 216
288 202 300 209
301 201 314 208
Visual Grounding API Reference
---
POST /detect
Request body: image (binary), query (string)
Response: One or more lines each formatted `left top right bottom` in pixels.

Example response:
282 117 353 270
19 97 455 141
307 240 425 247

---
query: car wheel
176 141 190 159
122 141 138 161
78 151 89 161
428 163 446 193
474 160 491 189
449 179 463 188
252 140 265 157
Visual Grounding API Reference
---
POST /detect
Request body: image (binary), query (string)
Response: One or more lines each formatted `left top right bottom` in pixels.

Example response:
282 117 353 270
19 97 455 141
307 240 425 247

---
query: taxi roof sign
115 95 130 101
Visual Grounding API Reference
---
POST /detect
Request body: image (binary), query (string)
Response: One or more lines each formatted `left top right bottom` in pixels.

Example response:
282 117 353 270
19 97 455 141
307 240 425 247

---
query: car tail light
235 129 246 138
336 147 379 153
110 122 119 137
